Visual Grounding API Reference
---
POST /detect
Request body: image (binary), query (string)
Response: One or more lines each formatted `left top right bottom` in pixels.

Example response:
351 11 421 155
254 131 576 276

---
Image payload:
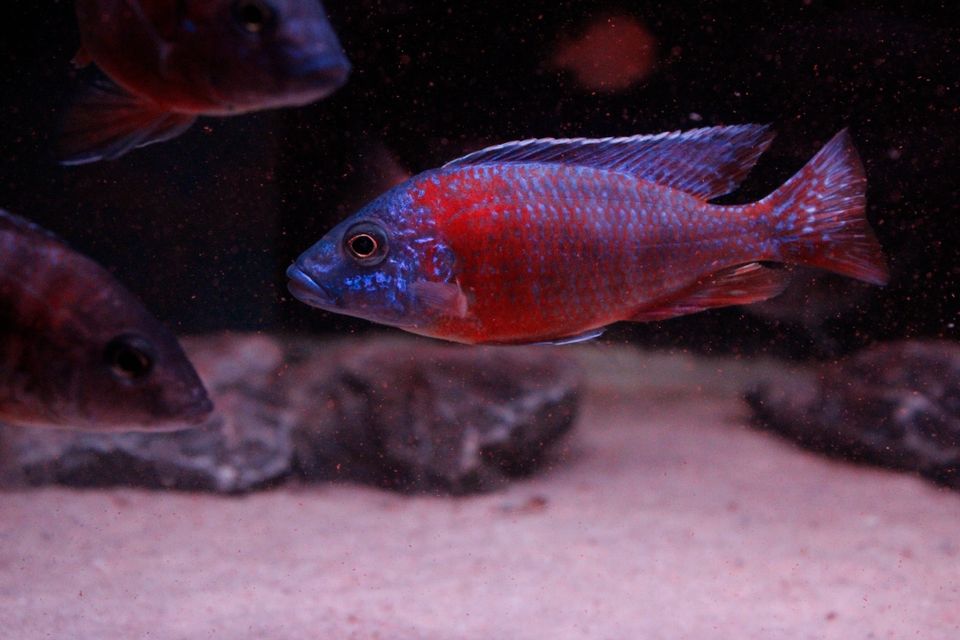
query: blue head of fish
193 0 351 111
287 176 460 331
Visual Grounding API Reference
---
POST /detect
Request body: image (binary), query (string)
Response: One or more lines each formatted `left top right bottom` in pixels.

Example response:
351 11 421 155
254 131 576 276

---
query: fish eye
104 335 155 382
344 224 388 265
349 234 377 257
231 0 275 34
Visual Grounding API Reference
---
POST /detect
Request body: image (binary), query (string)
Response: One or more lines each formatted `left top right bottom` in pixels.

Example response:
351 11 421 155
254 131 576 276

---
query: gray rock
746 340 960 489
288 340 582 493
0 335 582 494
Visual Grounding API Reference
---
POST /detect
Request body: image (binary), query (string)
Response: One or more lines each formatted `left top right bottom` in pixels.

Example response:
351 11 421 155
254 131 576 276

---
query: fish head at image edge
59 301 214 431
287 178 462 332
182 0 351 111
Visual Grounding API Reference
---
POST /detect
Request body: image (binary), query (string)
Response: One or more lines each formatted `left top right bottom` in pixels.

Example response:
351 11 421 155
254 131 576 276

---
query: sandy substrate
1 347 958 639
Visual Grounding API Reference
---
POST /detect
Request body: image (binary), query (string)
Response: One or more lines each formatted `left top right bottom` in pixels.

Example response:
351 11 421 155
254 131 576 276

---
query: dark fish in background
0 210 212 429
288 125 888 345
61 0 351 164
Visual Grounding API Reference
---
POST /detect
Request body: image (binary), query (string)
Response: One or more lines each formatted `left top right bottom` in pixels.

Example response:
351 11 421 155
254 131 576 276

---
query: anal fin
534 328 605 345
629 263 791 322
59 75 196 165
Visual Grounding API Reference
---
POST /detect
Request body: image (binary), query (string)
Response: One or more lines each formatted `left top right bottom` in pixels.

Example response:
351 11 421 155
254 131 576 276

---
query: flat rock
746 340 960 488
287 339 581 493
0 335 581 494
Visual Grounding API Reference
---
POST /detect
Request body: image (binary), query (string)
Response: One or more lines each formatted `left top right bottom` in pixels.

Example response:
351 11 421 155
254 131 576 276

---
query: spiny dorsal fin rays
443 124 776 201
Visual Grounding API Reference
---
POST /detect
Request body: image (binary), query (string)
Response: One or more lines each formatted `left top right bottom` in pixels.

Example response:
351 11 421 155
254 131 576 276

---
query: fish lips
176 393 215 424
122 384 214 431
287 263 337 308
285 48 351 88
71 394 214 433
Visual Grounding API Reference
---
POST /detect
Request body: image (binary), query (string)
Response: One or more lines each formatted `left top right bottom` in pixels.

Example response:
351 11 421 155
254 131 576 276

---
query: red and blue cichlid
0 210 212 429
287 125 888 345
61 0 351 164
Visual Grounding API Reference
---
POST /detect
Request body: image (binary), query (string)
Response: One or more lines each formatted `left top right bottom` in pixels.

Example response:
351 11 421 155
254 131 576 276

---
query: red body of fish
425 134 884 344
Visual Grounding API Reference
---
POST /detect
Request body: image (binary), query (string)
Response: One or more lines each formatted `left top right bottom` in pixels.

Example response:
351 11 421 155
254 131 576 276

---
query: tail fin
58 76 196 166
763 129 888 285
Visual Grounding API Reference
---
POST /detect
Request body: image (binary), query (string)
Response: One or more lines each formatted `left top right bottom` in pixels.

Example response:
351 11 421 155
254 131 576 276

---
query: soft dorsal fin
444 124 776 200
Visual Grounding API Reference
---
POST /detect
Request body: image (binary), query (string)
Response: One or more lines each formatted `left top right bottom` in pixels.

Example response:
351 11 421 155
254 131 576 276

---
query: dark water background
0 0 956 356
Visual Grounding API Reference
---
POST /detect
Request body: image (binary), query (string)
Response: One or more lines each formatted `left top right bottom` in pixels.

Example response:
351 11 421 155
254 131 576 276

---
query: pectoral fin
411 281 469 317
58 76 196 165
629 263 791 322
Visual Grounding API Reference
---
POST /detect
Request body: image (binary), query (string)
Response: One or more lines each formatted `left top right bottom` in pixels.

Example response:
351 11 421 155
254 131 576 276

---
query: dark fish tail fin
763 129 888 285
58 75 196 166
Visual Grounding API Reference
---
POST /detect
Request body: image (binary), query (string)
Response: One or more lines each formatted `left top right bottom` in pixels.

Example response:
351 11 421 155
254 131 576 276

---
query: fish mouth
286 49 351 86
287 264 335 308
178 394 215 424
145 388 213 431
86 395 214 433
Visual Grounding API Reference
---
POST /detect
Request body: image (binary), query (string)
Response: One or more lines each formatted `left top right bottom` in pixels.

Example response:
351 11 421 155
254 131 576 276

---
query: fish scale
289 125 889 345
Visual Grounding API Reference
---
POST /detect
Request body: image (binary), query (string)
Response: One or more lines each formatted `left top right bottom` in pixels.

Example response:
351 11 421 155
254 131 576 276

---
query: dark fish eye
349 234 377 258
231 0 275 34
344 224 388 265
104 335 156 381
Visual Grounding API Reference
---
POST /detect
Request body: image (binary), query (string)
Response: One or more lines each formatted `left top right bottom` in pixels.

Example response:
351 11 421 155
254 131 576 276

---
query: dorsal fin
443 124 776 200
0 209 65 245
